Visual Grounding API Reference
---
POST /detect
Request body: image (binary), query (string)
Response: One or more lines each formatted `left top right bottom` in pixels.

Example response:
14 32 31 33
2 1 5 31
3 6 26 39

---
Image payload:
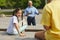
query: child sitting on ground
7 8 27 36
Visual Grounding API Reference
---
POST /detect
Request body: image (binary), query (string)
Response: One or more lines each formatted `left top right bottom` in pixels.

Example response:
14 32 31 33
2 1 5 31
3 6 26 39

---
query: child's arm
14 23 20 34
13 16 20 35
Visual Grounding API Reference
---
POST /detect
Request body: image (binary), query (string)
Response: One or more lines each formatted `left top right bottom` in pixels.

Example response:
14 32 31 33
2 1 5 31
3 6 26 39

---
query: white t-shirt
7 16 19 34
7 16 27 34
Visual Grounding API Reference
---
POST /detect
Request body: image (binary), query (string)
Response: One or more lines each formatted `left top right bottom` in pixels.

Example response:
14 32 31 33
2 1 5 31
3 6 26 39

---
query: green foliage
0 0 7 8
0 0 6 6
14 0 28 9
40 0 45 8
5 0 16 8
32 0 41 8
0 0 45 9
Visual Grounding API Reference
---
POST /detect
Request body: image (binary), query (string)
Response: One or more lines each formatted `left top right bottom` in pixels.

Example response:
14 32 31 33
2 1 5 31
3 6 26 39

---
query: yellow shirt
41 0 60 40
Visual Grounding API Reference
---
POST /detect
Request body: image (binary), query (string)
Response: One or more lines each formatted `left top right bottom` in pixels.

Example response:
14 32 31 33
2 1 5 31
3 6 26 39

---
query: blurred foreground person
35 0 60 40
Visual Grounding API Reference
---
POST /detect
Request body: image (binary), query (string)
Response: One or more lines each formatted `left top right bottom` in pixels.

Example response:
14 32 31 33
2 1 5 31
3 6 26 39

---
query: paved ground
0 31 37 40
0 14 44 30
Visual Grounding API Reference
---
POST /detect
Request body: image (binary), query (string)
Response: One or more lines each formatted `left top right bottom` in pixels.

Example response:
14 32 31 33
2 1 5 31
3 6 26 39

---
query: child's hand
19 32 25 37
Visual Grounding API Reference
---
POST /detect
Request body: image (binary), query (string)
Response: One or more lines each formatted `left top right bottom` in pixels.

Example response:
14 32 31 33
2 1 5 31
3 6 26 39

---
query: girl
7 8 27 36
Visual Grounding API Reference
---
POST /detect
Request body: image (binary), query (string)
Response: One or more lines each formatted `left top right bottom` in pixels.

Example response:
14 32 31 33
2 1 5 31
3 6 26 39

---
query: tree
40 0 45 8
14 0 28 9
0 0 7 8
32 0 41 8
6 0 16 9
0 0 45 9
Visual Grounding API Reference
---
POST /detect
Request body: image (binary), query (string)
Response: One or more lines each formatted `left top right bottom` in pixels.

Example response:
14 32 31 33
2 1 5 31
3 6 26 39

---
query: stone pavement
0 31 37 40
0 14 44 30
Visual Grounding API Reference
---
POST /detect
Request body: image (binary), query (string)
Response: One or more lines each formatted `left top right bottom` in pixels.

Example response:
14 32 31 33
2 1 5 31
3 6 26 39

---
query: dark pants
27 16 36 26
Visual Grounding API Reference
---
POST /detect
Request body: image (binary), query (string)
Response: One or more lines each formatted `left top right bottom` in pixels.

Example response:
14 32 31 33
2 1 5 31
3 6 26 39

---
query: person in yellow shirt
35 0 60 40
